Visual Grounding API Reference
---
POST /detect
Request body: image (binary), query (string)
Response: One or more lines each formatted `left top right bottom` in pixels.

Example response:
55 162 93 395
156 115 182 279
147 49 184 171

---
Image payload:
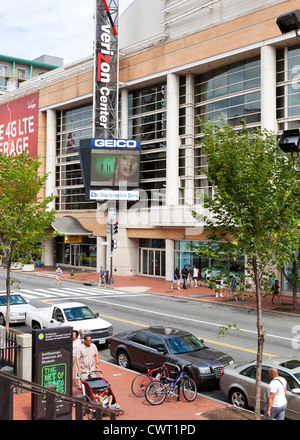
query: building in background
0 0 299 292
0 54 63 94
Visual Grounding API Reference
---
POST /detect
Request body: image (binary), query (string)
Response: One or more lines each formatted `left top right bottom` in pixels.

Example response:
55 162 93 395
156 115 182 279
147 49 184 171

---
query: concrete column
121 88 129 138
45 109 56 211
166 73 180 206
261 45 277 133
42 239 54 266
165 239 175 281
184 74 195 205
16 333 32 384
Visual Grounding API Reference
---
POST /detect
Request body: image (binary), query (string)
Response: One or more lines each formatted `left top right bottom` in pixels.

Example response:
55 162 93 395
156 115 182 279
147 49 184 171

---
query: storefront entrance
139 239 166 277
54 236 97 268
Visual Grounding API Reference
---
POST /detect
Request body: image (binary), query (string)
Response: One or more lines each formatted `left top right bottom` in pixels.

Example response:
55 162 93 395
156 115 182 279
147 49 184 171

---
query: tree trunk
254 267 264 420
292 259 298 311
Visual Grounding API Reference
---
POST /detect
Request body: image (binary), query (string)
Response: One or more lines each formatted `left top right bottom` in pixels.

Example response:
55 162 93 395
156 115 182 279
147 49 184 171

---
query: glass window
148 335 165 351
130 333 148 346
128 83 167 203
56 104 96 211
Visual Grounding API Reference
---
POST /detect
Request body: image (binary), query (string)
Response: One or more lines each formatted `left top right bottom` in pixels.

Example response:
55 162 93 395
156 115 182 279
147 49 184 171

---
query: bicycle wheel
145 380 166 405
182 375 197 402
131 373 151 397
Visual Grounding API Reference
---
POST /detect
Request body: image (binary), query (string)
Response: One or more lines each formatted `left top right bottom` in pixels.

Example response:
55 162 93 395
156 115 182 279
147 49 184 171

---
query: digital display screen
90 148 140 187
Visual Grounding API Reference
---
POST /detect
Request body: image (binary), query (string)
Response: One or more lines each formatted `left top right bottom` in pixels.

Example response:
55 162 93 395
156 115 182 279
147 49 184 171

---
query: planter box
12 262 22 270
22 263 35 272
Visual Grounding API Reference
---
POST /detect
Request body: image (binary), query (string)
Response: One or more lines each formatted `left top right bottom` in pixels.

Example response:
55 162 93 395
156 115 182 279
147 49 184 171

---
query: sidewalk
7 265 300 420
13 360 227 421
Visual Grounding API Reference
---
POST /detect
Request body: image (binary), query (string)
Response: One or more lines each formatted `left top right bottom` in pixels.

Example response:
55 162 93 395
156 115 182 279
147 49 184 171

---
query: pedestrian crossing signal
113 221 118 234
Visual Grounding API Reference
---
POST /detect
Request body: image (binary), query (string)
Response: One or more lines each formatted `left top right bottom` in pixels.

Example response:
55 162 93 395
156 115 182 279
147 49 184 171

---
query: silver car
220 357 300 420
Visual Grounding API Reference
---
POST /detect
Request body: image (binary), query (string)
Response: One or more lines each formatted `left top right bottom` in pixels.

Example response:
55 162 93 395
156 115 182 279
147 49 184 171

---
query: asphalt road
1 270 299 402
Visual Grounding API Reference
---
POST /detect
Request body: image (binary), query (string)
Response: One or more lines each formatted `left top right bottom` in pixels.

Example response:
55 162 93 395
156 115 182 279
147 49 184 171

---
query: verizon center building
0 0 299 291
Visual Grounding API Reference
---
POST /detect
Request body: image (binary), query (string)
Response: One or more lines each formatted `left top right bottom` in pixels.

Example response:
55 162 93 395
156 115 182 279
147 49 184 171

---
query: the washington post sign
93 0 119 139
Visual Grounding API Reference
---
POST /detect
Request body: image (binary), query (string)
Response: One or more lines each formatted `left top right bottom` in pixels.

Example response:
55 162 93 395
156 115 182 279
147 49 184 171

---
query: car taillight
220 368 225 378
110 336 114 346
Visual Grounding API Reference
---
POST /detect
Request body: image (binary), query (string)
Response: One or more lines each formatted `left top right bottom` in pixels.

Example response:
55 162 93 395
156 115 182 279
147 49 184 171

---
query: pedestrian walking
230 277 238 300
98 266 107 288
192 266 199 287
264 367 287 420
181 265 189 289
188 265 193 286
76 335 100 380
215 273 223 297
171 267 181 290
55 264 62 286
271 279 281 304
73 330 82 389
204 268 211 282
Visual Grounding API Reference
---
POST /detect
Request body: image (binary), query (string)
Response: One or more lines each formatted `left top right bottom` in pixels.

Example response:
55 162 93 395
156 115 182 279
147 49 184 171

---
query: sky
0 0 134 65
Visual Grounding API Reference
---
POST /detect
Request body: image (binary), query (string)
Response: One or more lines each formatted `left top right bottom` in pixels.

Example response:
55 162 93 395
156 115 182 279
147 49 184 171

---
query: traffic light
113 221 118 234
107 222 112 234
111 239 117 251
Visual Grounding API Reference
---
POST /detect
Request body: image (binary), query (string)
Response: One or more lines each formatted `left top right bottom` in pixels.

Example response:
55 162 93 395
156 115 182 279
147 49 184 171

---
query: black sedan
110 326 234 387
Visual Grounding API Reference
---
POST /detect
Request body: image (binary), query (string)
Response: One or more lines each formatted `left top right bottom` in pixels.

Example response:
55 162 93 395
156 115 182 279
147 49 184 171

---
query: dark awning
51 216 92 236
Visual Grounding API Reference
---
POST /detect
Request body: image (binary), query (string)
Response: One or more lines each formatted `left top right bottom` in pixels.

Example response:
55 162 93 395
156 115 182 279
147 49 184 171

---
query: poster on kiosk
31 327 73 420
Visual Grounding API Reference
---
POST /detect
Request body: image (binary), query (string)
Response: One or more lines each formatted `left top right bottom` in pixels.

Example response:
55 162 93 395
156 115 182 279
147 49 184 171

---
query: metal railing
0 369 124 421
0 328 20 374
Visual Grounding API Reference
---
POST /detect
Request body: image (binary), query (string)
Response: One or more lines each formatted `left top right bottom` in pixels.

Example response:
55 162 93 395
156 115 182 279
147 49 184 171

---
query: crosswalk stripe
61 287 100 296
18 289 55 298
15 286 144 301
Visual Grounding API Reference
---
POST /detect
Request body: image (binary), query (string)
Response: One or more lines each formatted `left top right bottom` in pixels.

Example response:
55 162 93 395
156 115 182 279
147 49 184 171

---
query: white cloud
0 0 134 65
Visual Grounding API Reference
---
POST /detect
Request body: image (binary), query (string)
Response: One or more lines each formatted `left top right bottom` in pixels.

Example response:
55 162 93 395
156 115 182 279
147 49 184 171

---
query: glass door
139 248 165 277
70 244 80 267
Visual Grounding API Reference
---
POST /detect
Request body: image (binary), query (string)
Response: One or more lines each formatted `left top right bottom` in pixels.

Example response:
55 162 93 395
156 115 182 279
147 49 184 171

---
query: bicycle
131 363 170 398
145 362 197 405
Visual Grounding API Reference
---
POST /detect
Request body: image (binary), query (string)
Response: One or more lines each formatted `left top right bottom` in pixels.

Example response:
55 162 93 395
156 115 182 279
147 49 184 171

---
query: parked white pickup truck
25 302 113 345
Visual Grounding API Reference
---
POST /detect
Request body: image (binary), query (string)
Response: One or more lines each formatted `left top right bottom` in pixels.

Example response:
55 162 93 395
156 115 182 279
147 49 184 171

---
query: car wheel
117 350 131 369
229 388 249 409
0 313 5 326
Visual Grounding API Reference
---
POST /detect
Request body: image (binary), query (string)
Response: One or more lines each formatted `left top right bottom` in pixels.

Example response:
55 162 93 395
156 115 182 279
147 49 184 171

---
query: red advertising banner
0 92 39 157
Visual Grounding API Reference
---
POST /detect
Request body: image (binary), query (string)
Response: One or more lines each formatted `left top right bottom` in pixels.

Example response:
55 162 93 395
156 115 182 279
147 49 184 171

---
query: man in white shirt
264 367 287 420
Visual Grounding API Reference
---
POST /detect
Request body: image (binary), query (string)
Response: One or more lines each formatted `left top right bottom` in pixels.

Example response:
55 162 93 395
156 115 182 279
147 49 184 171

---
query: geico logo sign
94 139 139 148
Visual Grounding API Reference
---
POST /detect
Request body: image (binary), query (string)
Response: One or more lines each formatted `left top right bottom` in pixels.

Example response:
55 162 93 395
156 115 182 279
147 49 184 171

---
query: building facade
0 0 299 292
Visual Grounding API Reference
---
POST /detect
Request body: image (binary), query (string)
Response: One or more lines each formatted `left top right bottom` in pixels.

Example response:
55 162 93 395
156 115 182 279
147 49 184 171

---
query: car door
48 306 65 328
245 365 270 408
146 335 168 368
126 332 149 370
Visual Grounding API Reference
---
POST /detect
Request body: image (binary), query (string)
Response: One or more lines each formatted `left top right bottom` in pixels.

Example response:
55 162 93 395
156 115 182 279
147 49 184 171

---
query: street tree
192 118 300 419
0 151 56 332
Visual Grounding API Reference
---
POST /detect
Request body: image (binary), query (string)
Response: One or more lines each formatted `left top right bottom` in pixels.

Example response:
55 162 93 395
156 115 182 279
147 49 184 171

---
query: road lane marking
88 297 294 343
96 313 279 358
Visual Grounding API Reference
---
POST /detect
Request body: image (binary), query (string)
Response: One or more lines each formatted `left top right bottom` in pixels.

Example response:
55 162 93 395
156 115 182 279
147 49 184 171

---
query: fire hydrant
71 269 74 279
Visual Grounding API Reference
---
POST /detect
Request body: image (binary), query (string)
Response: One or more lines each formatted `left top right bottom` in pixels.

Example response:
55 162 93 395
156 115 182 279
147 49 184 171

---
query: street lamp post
278 129 300 172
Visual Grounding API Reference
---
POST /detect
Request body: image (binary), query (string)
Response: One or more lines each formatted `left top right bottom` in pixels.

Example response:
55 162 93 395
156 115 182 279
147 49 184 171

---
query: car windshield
165 334 205 354
0 295 27 306
63 306 96 321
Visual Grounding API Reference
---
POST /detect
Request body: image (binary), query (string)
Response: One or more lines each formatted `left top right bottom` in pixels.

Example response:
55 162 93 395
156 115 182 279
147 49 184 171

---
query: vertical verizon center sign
94 0 119 139
0 92 39 157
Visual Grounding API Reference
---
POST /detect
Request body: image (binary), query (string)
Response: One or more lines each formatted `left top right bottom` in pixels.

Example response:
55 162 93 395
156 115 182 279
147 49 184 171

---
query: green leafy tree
192 118 300 419
0 151 56 331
